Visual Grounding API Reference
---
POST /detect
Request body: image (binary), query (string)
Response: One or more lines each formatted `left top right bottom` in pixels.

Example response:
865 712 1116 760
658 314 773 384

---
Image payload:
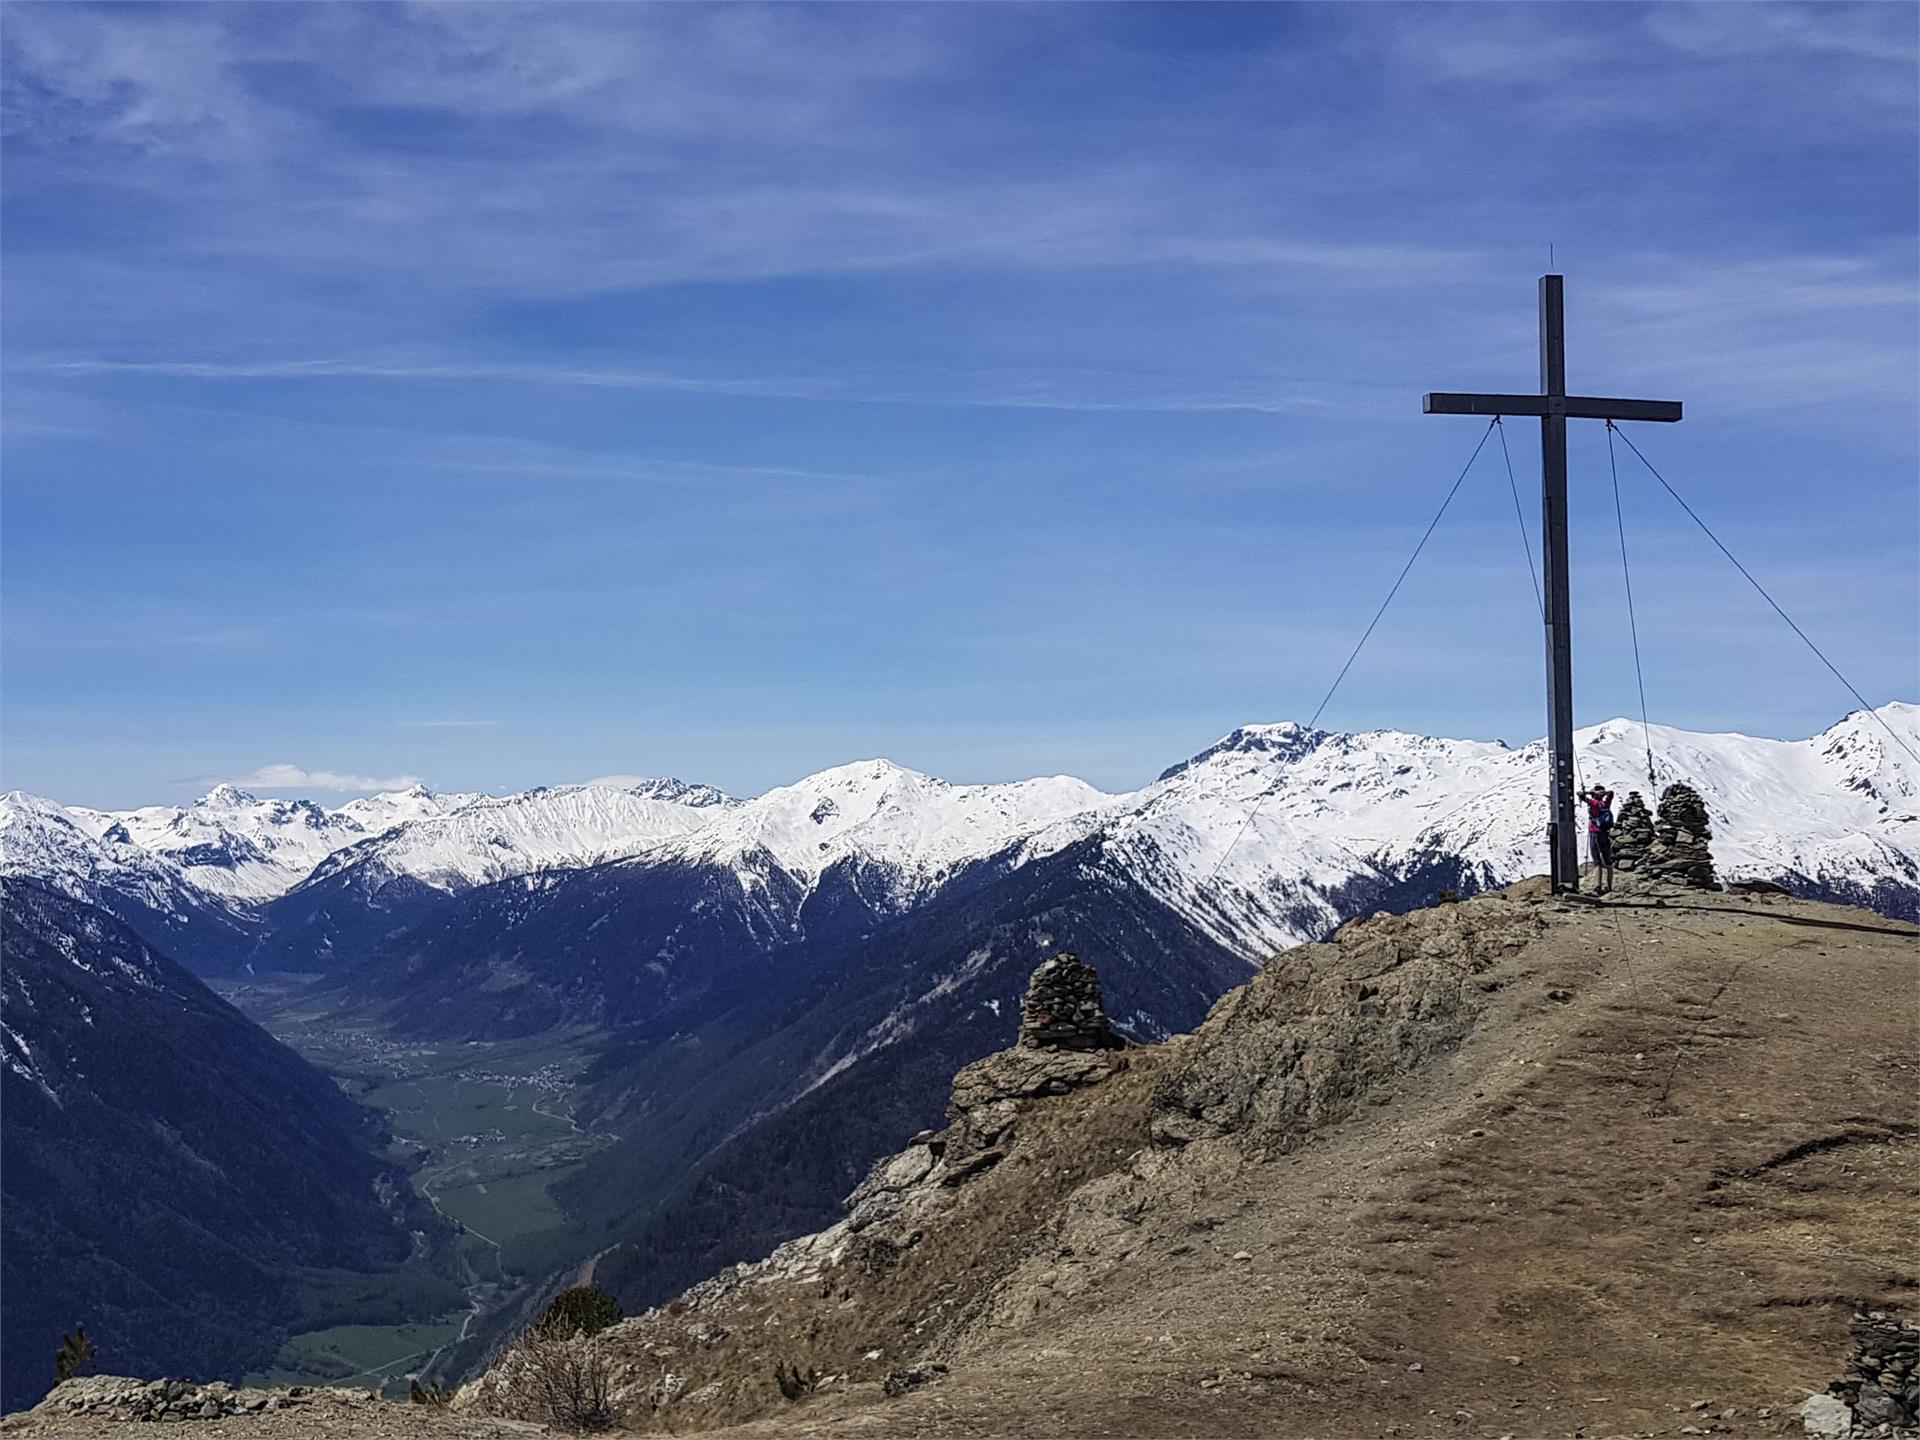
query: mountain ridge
10 704 1916 963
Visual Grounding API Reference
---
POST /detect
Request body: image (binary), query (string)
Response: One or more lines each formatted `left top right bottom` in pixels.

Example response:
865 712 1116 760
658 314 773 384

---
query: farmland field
249 1321 465 1391
219 979 615 1394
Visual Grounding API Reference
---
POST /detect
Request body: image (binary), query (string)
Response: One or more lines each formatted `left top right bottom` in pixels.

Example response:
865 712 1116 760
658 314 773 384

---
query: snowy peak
1811 703 1919 808
0 792 258 964
3 792 169 897
613 777 736 809
1112 707 1920 959
301 782 724 897
1156 722 1328 782
69 789 367 903
196 783 260 808
674 759 1112 888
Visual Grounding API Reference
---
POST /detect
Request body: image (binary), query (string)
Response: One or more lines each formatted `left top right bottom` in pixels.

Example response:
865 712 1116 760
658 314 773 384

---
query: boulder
1798 1392 1851 1436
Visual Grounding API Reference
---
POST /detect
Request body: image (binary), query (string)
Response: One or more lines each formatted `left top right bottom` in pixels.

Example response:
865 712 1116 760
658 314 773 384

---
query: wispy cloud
27 358 828 399
19 355 1398 418
238 763 420 793
396 719 501 730
1584 254 1920 419
1647 2 1920 64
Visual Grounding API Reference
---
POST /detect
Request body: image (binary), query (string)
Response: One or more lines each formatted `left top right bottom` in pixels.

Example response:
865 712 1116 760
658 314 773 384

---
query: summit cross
1424 274 1682 894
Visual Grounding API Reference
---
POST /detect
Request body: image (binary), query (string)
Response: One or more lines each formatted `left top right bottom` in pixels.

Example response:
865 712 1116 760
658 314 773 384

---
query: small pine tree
532 1284 622 1341
410 1378 452 1407
774 1361 820 1401
54 1323 97 1384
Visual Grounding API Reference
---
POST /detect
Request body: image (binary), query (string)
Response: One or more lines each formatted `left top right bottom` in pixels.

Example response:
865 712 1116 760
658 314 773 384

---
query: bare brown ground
698 889 1916 1439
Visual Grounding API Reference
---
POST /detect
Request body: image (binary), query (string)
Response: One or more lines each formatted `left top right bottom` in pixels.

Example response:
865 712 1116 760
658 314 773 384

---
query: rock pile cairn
1645 781 1719 889
1018 953 1122 1052
839 955 1129 1242
1830 1310 1920 1431
1611 790 1654 872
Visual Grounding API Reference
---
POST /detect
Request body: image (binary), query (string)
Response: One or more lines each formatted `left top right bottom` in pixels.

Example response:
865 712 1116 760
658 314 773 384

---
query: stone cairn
1611 790 1655 872
1018 953 1121 1051
1644 781 1718 889
1825 1310 1920 1432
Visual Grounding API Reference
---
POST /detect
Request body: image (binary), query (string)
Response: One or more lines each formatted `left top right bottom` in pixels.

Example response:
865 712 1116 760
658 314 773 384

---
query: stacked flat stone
1018 953 1121 1051
1830 1310 1920 1430
1611 791 1654 872
1645 781 1718 889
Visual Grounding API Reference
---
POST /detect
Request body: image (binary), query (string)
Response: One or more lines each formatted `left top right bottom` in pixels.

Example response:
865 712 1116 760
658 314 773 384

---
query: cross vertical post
1423 276 1683 894
1538 275 1577 891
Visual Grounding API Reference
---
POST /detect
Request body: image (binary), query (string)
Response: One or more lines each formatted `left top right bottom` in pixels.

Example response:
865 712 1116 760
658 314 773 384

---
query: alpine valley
4 705 1916 1407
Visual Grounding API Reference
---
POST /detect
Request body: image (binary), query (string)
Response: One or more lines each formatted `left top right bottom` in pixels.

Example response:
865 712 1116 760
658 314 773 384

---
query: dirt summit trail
10 881 1916 1439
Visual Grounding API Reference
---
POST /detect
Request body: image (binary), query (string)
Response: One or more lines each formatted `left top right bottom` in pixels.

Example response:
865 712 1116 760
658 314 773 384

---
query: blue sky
4 2 1915 807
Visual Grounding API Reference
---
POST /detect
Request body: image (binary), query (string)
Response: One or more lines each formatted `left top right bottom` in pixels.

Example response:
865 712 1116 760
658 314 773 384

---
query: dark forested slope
0 884 440 1413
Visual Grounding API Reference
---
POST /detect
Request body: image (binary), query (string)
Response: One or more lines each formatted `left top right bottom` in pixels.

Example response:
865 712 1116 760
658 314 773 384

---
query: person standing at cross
1580 783 1616 894
1425 274 1681 893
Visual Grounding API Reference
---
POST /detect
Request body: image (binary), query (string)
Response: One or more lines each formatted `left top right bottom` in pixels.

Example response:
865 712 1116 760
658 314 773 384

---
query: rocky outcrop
471 954 1142 1429
1150 896 1544 1148
1613 791 1654 872
1645 782 1719 889
847 955 1127 1207
12 1376 411 1425
943 957 1125 1166
8 1375 549 1435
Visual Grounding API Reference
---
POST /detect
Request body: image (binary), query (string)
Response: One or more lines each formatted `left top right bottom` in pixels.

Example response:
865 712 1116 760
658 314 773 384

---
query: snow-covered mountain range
5 704 1916 973
64 782 472 901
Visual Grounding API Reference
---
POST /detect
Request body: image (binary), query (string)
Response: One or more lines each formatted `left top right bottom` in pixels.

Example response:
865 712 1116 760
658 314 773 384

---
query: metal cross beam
1424 275 1682 894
